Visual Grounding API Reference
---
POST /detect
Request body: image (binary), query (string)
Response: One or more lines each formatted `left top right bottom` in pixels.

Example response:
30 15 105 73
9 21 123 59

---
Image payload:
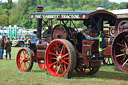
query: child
4 37 12 60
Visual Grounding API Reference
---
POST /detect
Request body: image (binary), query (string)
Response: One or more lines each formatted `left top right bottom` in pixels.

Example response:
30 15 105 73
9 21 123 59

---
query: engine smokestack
36 6 44 12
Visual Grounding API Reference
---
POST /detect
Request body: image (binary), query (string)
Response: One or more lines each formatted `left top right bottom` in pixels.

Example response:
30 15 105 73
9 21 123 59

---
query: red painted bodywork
77 40 99 68
36 39 47 59
103 45 111 56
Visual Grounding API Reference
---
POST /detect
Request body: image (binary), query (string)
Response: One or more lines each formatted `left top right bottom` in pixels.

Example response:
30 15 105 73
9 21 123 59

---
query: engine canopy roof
30 10 117 20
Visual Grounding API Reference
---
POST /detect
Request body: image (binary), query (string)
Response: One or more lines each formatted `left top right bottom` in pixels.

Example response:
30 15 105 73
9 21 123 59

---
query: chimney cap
36 6 44 12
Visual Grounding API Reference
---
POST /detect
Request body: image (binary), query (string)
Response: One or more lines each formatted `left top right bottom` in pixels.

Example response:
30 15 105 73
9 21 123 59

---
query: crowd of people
0 36 12 60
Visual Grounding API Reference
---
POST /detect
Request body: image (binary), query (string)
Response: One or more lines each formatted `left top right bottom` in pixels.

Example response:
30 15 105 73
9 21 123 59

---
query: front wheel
45 39 76 78
16 47 34 72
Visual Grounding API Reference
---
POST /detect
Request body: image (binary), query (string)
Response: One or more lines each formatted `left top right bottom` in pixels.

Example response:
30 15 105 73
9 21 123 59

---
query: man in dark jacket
4 37 12 60
0 36 5 59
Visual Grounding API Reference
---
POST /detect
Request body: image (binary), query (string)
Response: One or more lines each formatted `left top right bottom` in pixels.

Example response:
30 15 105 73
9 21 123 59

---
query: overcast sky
108 0 128 3
2 0 128 3
2 0 18 2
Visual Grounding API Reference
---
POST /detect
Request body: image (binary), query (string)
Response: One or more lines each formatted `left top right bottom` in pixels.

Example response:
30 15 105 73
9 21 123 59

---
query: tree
0 14 9 26
119 2 127 9
8 0 13 9
0 0 124 28
19 14 32 29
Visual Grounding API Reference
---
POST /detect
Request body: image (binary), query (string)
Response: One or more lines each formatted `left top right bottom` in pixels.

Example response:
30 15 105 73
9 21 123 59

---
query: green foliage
8 0 13 9
0 14 9 26
119 2 128 9
19 14 32 29
0 0 128 28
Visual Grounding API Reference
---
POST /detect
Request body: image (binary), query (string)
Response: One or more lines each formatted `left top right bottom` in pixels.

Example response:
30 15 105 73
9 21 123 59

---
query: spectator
0 36 5 59
4 37 7 59
4 37 12 60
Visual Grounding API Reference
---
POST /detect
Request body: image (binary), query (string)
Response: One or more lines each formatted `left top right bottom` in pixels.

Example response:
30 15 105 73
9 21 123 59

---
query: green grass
0 47 128 85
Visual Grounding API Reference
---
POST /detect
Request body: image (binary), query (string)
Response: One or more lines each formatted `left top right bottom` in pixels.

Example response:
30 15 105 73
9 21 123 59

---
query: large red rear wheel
45 39 76 78
112 30 128 72
16 47 34 72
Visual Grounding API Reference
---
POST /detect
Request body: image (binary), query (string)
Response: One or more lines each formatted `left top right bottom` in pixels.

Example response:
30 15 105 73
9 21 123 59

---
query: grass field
0 47 128 85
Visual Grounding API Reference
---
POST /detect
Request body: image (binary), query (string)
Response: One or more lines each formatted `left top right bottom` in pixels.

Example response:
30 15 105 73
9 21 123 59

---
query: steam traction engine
110 9 128 72
16 7 117 78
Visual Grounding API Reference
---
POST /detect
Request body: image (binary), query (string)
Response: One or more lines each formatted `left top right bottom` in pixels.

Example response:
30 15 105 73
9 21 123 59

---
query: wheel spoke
62 53 69 58
61 59 69 65
116 54 125 57
56 65 61 74
64 63 66 71
123 55 127 62
23 63 25 70
50 61 58 67
121 50 124 52
24 62 27 70
23 50 26 58
27 61 30 65
124 40 127 48
25 58 30 61
20 59 23 61
54 62 59 71
55 48 59 55
63 46 65 55
55 43 60 53
60 45 64 54
52 57 57 60
49 52 57 56
122 59 128 67
117 43 125 48
64 57 70 60
60 63 64 72
20 55 23 59
20 61 23 66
